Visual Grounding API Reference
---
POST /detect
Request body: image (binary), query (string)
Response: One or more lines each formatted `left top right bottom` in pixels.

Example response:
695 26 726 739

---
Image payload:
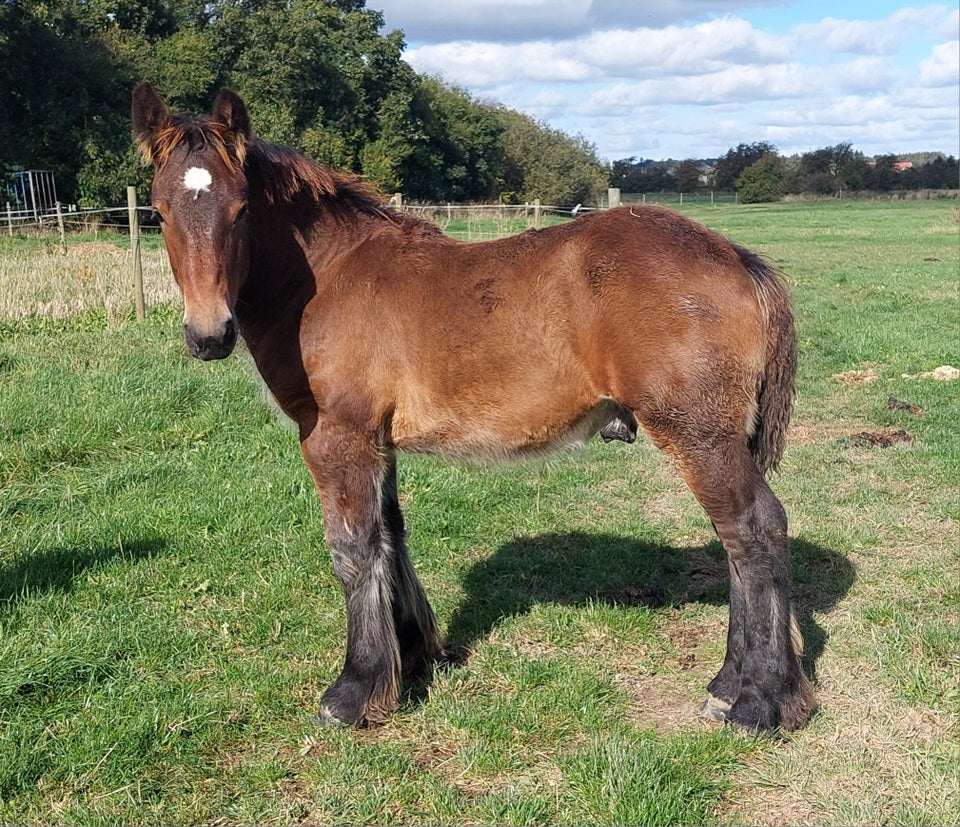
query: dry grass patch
723 513 960 826
727 667 960 826
0 237 178 321
831 367 880 386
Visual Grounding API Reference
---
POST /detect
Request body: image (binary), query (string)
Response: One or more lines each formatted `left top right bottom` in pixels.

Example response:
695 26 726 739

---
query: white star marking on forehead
183 166 213 198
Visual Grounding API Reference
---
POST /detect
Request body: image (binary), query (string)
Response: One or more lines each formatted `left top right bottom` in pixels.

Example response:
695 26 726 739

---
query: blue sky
371 1 960 162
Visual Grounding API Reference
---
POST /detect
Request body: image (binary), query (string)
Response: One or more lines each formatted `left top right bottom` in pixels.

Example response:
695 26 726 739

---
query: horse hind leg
699 565 744 722
663 434 815 731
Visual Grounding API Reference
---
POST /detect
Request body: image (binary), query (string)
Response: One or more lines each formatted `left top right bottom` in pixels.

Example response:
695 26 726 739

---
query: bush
736 153 787 203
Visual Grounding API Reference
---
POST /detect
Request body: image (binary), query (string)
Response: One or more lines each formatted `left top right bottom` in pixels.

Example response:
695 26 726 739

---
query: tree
672 159 703 193
712 142 777 190
609 158 673 192
919 155 960 189
866 154 899 192
389 78 505 201
210 0 411 159
799 147 834 177
0 1 139 205
736 152 787 203
797 142 863 195
496 108 607 207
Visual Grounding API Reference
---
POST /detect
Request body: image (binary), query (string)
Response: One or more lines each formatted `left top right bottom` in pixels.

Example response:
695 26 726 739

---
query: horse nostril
182 318 238 361
223 317 238 348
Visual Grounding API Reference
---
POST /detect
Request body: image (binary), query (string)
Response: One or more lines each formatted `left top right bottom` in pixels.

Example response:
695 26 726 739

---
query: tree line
1 0 607 209
2 0 957 211
611 142 959 203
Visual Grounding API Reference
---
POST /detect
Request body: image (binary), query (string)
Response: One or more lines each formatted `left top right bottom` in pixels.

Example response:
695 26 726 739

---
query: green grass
1 200 958 825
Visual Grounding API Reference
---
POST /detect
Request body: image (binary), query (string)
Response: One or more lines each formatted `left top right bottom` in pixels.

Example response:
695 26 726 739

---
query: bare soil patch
850 428 914 448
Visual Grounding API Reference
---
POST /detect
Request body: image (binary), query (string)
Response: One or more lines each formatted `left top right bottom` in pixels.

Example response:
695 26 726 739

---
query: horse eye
151 207 165 224
236 203 250 223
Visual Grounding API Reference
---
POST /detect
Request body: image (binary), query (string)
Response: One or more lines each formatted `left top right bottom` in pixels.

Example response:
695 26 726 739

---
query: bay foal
133 83 815 732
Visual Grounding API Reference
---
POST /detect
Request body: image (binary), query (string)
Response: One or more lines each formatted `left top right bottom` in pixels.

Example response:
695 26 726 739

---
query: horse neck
239 191 380 330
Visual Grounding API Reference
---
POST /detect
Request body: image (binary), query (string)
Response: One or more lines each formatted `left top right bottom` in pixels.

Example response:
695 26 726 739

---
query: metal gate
5 170 58 223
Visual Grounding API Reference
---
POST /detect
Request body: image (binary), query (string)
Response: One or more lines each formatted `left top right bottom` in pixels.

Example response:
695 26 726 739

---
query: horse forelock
149 116 247 173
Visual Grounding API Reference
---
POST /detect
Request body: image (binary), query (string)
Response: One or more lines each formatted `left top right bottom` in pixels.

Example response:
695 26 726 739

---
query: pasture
0 199 957 825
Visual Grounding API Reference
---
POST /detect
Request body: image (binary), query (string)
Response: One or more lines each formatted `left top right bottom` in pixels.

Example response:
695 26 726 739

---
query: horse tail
736 245 797 475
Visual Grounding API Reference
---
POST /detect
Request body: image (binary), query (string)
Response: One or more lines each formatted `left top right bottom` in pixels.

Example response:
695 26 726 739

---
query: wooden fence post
127 186 146 321
5 202 11 236
56 202 66 247
607 188 621 209
533 198 541 229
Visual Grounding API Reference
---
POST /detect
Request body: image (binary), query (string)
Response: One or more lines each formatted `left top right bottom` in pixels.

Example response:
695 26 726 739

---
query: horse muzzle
184 315 238 361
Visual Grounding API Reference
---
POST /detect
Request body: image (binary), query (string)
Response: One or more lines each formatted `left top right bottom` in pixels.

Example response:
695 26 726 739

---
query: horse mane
150 112 403 226
245 140 395 224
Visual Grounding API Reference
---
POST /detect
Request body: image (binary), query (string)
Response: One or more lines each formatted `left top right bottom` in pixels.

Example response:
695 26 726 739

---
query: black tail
736 246 797 475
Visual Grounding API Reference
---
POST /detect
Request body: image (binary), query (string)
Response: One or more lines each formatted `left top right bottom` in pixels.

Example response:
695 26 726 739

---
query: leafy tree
919 155 959 189
609 158 673 193
736 152 787 203
390 78 505 201
209 0 410 156
0 0 137 204
496 108 607 206
712 142 777 190
799 147 834 177
838 156 871 191
866 154 898 192
672 159 703 193
797 142 863 195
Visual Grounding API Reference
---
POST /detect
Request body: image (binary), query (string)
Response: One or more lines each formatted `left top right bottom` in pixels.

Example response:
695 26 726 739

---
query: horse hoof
724 696 779 734
317 704 351 727
698 694 731 723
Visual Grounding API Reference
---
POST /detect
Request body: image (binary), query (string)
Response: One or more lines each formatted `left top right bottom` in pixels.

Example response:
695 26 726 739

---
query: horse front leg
378 452 443 678
301 424 438 726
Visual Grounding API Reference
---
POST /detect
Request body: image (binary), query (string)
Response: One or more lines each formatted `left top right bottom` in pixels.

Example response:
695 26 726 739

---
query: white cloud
575 17 791 75
584 63 812 109
794 16 901 55
841 56 896 91
405 17 790 87
386 1 960 159
919 40 960 86
374 0 786 43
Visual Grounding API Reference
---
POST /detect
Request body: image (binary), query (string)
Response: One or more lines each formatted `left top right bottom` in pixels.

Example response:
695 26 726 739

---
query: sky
370 0 960 163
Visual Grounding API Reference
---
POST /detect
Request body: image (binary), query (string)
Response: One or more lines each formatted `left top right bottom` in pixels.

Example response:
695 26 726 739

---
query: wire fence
4 189 957 323
2 203 152 239
2 193 744 242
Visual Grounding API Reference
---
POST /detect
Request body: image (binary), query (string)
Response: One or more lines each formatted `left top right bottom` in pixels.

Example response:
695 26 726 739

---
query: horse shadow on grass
420 532 854 705
0 539 164 623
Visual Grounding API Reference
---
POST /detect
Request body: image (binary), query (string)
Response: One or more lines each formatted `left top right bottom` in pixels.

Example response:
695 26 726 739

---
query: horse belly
390 384 635 461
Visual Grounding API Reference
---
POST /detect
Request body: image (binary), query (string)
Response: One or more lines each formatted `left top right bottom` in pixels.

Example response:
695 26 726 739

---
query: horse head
132 83 251 360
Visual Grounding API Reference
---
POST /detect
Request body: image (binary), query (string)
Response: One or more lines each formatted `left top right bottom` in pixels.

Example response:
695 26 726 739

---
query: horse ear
211 89 252 140
131 82 169 165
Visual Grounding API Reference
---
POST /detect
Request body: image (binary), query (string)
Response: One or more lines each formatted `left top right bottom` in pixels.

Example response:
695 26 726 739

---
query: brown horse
132 83 815 732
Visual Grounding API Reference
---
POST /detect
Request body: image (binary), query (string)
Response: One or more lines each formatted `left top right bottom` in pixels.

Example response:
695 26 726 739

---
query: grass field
0 199 958 825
